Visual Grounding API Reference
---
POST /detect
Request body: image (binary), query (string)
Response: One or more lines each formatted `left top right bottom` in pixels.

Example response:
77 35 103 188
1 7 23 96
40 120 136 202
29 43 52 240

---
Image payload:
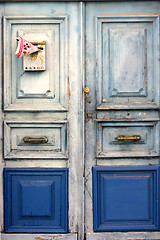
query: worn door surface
85 1 160 239
1 1 160 240
0 2 84 240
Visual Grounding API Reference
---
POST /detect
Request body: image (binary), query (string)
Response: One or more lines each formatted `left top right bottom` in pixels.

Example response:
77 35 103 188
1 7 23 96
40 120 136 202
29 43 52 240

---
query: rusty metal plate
23 41 45 71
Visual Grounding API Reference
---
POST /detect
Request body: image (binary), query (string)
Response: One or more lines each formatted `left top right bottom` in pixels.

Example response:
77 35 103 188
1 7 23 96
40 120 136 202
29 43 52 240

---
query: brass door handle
23 136 48 143
116 135 141 141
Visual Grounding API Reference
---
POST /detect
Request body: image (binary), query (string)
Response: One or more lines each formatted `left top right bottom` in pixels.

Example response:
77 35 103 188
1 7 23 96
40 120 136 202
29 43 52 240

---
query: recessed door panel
4 121 68 159
96 15 159 109
4 168 68 233
96 121 159 158
3 16 68 111
93 166 159 231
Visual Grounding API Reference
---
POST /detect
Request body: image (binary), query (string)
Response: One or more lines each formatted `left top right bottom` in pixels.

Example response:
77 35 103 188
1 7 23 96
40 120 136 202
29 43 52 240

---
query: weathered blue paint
1 1 83 239
96 120 159 158
0 1 160 239
85 2 160 238
96 14 159 109
4 168 68 233
93 166 160 231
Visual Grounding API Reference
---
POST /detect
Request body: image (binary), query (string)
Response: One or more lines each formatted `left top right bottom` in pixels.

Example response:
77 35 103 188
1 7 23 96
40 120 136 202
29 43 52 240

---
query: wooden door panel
4 168 68 233
96 15 159 109
3 16 68 111
93 166 160 231
4 121 68 159
96 120 159 158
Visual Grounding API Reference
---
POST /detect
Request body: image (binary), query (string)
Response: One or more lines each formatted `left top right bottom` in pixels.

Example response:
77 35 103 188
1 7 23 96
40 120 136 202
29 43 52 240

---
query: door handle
116 135 141 141
23 136 48 143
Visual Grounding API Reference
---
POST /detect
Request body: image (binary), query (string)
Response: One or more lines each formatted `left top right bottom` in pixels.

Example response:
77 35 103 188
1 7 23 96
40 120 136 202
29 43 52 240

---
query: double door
0 1 160 240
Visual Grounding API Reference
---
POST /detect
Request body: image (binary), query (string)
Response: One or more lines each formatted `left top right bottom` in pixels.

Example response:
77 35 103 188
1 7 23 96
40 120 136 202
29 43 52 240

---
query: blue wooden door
1 1 160 240
0 2 83 240
85 1 160 239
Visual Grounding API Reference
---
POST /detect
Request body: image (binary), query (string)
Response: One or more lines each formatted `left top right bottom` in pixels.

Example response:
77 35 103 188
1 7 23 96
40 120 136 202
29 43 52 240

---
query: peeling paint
67 77 71 101
67 77 71 109
35 237 65 240
36 237 53 240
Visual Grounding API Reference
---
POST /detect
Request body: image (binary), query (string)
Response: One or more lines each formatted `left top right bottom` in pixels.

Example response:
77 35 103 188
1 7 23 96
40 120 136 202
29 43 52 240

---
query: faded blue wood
1 2 84 240
0 1 160 240
96 15 159 109
4 121 68 159
3 15 68 112
96 120 159 158
85 1 160 238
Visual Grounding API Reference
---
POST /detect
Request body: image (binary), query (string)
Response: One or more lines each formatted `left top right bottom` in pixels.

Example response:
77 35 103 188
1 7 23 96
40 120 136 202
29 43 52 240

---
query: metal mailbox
23 41 46 71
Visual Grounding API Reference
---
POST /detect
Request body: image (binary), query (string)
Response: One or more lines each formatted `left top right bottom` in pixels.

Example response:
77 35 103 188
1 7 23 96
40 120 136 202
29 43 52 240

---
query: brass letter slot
116 135 141 142
23 136 48 144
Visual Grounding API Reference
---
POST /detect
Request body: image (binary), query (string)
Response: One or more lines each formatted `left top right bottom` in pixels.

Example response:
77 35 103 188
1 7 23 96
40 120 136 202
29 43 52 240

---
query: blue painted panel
4 168 68 233
93 166 160 231
21 181 53 217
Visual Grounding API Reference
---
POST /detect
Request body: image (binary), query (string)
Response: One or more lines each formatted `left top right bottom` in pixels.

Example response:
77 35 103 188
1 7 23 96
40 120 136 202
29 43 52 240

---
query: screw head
84 87 90 93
